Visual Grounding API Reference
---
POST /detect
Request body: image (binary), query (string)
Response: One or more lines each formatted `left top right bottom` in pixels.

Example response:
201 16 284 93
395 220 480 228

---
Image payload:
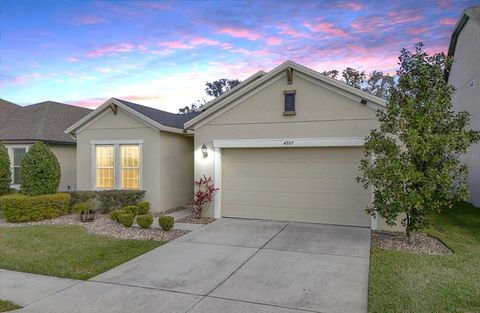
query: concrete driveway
16 218 371 313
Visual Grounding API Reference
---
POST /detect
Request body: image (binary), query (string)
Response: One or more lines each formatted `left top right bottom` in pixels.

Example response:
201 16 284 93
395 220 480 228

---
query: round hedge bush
20 142 61 196
137 214 153 229
136 201 150 215
110 209 126 222
118 213 134 227
159 215 174 231
0 143 11 195
123 205 140 216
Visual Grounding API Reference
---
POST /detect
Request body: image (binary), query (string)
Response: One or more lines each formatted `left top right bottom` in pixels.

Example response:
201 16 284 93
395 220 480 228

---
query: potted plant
73 200 96 222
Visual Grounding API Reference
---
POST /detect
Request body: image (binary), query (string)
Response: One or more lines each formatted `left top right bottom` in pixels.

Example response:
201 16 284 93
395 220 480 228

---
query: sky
0 0 477 112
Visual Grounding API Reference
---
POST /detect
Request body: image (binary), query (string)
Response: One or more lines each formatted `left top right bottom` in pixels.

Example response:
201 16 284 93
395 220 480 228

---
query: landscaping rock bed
176 214 216 224
372 230 452 256
0 214 188 241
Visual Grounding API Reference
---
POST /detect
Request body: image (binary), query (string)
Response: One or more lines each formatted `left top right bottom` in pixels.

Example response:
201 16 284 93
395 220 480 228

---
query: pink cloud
440 17 456 25
387 11 423 24
190 37 221 46
303 22 348 37
405 27 429 35
337 2 364 11
74 16 109 25
159 41 192 49
66 57 80 62
217 27 261 40
277 24 305 38
266 37 282 45
69 98 105 109
231 48 270 57
86 43 136 58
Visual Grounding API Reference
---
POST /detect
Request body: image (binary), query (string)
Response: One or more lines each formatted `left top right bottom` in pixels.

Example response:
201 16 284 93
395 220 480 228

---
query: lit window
121 145 139 190
96 146 114 189
12 148 26 185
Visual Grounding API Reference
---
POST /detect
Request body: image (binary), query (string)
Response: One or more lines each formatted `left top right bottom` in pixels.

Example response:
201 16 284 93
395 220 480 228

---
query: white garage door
222 147 371 227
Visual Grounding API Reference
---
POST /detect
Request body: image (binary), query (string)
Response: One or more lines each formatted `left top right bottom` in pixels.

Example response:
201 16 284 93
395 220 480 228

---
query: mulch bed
176 214 216 225
0 214 188 242
372 230 452 256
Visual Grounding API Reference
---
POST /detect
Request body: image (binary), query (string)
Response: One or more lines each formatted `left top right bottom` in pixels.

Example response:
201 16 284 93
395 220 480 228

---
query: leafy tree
365 70 395 99
179 99 206 114
357 43 480 241
20 142 61 195
205 78 241 97
0 143 11 195
342 67 366 89
321 70 339 79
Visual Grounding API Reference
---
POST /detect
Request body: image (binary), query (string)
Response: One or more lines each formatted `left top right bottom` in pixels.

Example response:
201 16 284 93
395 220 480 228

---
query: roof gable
66 98 198 135
185 60 386 130
448 5 480 59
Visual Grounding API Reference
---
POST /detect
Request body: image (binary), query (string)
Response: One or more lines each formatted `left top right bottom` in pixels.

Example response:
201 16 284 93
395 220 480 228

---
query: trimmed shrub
0 193 71 222
118 213 134 227
158 215 174 231
110 209 126 222
0 143 11 195
20 142 61 196
137 214 153 229
123 205 140 216
67 190 145 213
136 201 150 215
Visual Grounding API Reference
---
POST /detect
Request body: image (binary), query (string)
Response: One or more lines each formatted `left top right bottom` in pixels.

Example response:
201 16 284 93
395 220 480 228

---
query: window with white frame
93 141 142 190
8 146 28 186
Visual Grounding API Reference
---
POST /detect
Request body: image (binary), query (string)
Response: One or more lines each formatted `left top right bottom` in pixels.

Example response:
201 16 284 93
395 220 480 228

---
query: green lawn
0 300 20 312
368 202 480 313
0 224 163 280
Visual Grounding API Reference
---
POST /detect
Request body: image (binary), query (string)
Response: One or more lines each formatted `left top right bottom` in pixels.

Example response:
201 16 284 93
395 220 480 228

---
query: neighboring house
0 100 91 191
66 99 199 212
448 5 480 206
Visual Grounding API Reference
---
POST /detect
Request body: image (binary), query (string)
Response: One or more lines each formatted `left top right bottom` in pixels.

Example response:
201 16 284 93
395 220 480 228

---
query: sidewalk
0 269 80 307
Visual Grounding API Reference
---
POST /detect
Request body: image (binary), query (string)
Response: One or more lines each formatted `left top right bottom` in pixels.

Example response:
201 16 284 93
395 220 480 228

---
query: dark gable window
283 90 296 115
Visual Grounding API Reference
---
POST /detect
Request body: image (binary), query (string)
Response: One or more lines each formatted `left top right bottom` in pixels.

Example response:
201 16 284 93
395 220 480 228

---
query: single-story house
0 100 91 191
447 5 480 206
65 99 199 212
67 61 397 230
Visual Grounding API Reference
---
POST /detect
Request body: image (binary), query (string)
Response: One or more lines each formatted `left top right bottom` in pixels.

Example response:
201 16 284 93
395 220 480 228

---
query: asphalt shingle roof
114 98 201 129
0 101 91 144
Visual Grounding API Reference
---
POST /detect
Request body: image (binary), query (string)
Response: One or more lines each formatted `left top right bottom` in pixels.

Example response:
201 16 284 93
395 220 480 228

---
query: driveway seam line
261 247 370 259
87 279 207 296
205 222 290 297
206 294 327 313
22 280 84 307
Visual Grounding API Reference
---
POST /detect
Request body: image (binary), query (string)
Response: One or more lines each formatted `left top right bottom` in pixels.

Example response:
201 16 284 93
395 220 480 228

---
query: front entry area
221 147 371 227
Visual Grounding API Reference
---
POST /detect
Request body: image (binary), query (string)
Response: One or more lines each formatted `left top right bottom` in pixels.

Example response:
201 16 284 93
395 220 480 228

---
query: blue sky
0 0 476 112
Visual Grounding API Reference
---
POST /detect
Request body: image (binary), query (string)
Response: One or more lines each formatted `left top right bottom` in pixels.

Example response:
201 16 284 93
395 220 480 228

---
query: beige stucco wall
449 19 480 206
193 72 384 226
4 142 77 192
75 107 193 212
49 145 77 191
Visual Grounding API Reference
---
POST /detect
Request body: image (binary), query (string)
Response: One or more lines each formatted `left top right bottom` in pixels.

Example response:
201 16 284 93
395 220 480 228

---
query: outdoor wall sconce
201 144 208 158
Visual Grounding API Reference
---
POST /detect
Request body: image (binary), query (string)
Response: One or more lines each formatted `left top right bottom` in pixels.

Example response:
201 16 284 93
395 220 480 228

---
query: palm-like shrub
20 142 61 195
0 143 11 195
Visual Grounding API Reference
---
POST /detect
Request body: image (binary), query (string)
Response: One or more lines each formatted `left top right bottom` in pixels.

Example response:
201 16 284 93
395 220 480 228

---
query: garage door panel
223 176 362 193
223 190 369 210
223 204 370 226
222 147 370 227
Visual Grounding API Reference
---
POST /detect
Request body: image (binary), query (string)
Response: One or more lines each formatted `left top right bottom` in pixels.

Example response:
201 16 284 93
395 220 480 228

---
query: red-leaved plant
193 175 218 219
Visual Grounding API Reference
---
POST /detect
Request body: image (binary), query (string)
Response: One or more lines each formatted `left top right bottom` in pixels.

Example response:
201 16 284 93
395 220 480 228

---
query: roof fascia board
187 74 284 130
193 70 266 114
66 98 184 135
295 72 385 111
